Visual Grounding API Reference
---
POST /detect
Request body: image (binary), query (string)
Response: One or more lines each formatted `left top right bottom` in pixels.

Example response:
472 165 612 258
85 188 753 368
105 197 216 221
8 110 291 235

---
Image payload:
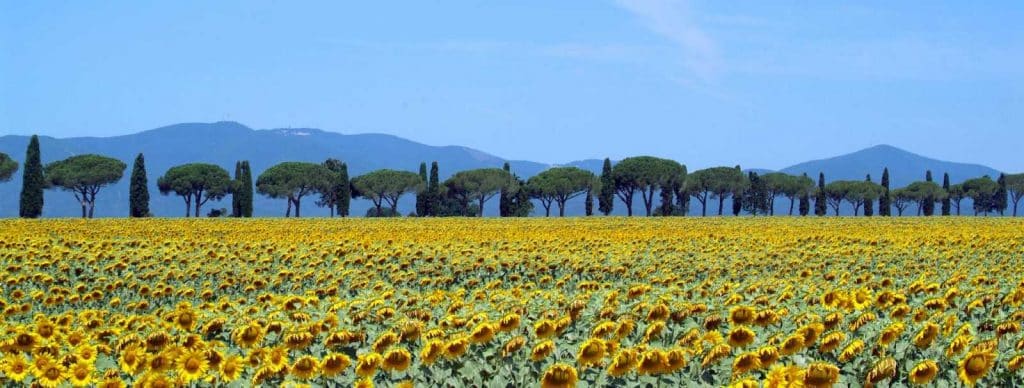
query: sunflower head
540 363 578 388
909 359 939 385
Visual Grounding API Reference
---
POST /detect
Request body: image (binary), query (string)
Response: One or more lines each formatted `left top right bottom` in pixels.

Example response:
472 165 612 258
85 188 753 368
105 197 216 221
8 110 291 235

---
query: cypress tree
337 163 350 217
923 170 935 216
19 135 44 218
584 191 594 216
863 174 873 217
417 162 429 216
879 168 891 216
426 162 440 217
499 162 512 217
995 173 1008 216
231 161 243 217
241 161 254 217
129 153 150 217
814 172 827 216
941 173 951 216
598 158 614 215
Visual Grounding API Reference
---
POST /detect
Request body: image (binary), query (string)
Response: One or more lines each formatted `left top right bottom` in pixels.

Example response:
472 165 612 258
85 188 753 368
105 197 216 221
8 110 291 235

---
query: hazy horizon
3 1 1022 171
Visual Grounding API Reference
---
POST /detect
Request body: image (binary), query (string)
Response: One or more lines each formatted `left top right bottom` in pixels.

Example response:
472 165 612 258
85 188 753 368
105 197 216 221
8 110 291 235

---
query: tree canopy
45 154 127 218
0 152 17 182
255 162 334 217
685 166 745 216
611 156 685 216
159 163 232 217
527 167 597 217
350 169 423 216
443 168 511 217
822 180 882 216
961 176 999 215
901 181 947 216
1006 173 1024 217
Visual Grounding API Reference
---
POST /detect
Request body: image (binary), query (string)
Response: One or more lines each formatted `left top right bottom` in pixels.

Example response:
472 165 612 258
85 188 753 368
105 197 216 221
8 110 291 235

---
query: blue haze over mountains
0 122 1003 217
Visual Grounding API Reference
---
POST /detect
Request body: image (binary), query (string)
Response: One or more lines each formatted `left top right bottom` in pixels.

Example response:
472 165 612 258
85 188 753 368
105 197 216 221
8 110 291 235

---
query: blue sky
2 1 1022 171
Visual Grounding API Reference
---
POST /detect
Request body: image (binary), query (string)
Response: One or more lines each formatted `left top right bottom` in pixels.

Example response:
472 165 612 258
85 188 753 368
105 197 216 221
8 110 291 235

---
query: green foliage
879 168 891 216
231 161 254 217
890 188 916 216
611 156 685 216
902 180 947 216
337 163 350 217
822 180 882 216
763 172 814 216
19 135 44 218
231 161 243 217
962 176 999 215
798 174 811 217
130 153 150 217
417 162 429 217
814 173 827 216
45 154 127 218
922 171 936 216
994 173 1008 215
365 207 400 217
350 169 423 215
317 159 349 217
741 172 770 215
1006 173 1024 217
527 167 597 217
598 158 614 215
863 175 874 217
941 173 951 216
159 163 233 218
443 168 511 217
0 152 17 182
499 162 512 217
686 166 744 216
947 183 966 215
425 162 440 217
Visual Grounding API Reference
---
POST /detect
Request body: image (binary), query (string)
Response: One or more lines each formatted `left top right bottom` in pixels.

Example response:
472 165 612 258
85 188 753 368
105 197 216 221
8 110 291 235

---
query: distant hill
0 122 1007 217
781 144 1001 187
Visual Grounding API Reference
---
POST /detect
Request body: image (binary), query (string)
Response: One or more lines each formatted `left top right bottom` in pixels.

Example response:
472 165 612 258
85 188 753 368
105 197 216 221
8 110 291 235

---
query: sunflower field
1 217 1023 387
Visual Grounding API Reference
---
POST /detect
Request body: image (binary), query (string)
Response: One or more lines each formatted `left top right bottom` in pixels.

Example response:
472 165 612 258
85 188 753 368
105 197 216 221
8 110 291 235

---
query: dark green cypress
499 162 512 217
240 161 254 217
416 162 429 216
941 173 951 216
879 168 891 216
584 191 594 216
923 170 935 216
426 162 440 217
19 135 44 218
129 153 150 217
598 158 614 215
337 163 350 217
814 172 827 216
863 174 873 217
995 173 1008 216
231 161 243 217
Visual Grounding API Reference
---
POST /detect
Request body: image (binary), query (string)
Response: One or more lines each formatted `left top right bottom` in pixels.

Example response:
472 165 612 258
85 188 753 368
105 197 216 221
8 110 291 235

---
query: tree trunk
701 200 707 217
718 196 725 216
1014 202 1018 217
294 197 301 218
81 202 88 218
286 198 292 217
544 203 551 217
478 198 485 217
789 198 795 216
88 202 95 219
185 197 192 217
854 204 860 216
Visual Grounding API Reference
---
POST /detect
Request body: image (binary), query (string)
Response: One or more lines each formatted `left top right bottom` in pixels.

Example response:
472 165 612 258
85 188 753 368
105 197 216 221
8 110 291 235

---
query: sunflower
757 345 779 368
701 343 732 368
779 334 805 356
1 353 30 382
355 352 383 378
140 371 180 388
10 330 40 353
372 332 400 353
219 355 244 382
284 331 315 350
728 326 756 348
638 349 668 375
864 357 896 387
176 349 209 383
146 350 175 373
732 351 761 375
729 306 756 325
232 322 264 348
67 360 94 387
498 313 521 332
908 360 939 385
263 346 289 372
354 378 375 388
803 361 839 388
502 336 526 358
531 340 556 361
958 350 995 386
444 337 469 359
290 355 320 380
382 348 412 372
34 362 66 388
420 340 444 365
664 348 687 372
913 322 940 349
540 363 578 388
838 339 864 363
321 352 351 377
765 365 805 388
1008 354 1024 372
535 319 557 339
877 322 904 346
469 322 496 344
96 376 127 388
577 338 606 367
607 349 638 377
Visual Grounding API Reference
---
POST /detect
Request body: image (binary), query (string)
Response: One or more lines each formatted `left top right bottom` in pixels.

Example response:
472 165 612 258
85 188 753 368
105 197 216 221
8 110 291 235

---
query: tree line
3 135 1023 218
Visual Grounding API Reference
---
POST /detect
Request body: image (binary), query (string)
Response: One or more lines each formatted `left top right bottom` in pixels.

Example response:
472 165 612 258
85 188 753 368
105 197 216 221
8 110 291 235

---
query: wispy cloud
613 0 719 79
